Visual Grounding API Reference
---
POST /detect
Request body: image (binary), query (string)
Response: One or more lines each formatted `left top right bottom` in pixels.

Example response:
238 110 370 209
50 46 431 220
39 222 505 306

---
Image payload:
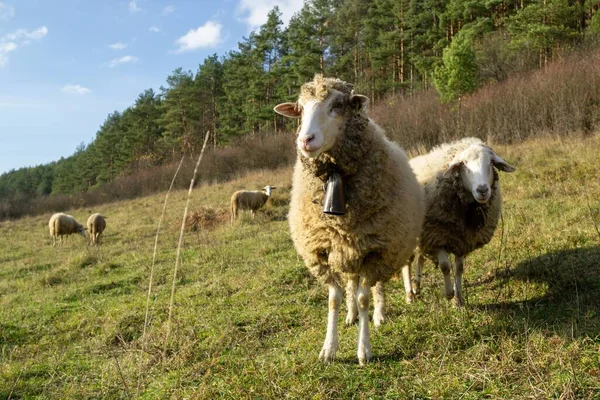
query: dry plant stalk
163 131 211 361
136 154 185 397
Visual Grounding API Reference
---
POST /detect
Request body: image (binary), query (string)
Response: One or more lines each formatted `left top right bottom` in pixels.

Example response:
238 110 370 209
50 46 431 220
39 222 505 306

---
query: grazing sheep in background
274 74 424 365
87 213 106 246
408 137 516 306
230 185 276 225
48 213 86 246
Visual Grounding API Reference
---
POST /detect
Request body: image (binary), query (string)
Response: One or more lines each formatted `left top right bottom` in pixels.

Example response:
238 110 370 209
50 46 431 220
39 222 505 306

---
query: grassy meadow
1 135 600 399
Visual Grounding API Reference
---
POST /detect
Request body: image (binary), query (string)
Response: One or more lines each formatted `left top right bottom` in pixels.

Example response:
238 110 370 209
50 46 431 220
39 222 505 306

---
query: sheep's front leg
356 277 372 365
453 256 464 307
319 283 342 362
412 254 425 295
402 264 415 304
372 281 385 327
437 250 454 300
344 278 358 326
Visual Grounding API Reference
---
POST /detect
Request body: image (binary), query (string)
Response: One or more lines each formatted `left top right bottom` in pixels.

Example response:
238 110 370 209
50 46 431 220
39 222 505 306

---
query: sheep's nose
476 185 489 196
300 134 315 146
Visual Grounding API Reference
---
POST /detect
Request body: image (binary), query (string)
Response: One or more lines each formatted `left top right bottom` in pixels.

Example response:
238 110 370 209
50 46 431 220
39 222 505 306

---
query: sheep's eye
331 100 344 113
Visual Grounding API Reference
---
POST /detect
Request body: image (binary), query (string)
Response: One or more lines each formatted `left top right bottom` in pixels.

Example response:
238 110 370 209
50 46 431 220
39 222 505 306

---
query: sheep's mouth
300 146 323 158
474 195 490 204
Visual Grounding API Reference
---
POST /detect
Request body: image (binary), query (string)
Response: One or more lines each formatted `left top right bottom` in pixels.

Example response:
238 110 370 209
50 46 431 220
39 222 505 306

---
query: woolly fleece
289 75 424 287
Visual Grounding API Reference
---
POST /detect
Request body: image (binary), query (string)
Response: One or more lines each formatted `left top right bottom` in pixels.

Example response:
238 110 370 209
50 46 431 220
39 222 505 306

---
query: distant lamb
48 213 86 246
409 137 515 306
230 185 275 225
274 74 424 365
87 213 106 246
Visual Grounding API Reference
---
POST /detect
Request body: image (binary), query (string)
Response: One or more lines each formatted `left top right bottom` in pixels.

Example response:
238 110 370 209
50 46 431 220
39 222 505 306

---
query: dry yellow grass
1 136 599 399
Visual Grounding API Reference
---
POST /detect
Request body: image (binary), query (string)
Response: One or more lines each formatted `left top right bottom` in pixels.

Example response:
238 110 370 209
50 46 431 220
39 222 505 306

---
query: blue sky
0 0 304 174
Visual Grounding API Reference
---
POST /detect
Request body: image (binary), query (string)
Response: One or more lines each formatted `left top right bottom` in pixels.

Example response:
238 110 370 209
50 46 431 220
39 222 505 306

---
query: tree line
1 0 597 203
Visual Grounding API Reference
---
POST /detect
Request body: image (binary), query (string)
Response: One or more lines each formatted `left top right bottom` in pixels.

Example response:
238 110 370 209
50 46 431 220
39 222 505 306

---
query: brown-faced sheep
409 137 516 306
48 213 86 246
230 185 275 225
87 213 106 245
274 74 424 365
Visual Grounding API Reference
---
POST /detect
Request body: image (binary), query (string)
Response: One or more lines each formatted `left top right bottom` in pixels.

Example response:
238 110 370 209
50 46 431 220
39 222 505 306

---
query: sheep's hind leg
319 282 342 362
452 256 464 307
402 264 415 304
437 250 454 300
412 254 425 295
345 277 358 326
356 276 372 365
372 281 385 327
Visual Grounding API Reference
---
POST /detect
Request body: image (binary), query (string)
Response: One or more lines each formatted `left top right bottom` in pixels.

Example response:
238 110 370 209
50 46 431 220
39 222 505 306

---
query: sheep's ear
492 153 516 173
445 161 463 177
274 103 302 119
349 95 369 112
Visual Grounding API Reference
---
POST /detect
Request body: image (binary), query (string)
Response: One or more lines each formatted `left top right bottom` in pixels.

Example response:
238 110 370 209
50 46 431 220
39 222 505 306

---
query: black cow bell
323 171 345 216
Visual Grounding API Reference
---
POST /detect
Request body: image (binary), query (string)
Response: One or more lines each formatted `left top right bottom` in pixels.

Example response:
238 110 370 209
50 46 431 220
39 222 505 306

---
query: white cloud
109 55 138 67
62 84 91 95
5 26 48 43
0 2 15 20
237 0 304 29
129 0 142 13
175 21 222 53
0 42 17 53
109 42 127 50
163 5 174 15
149 26 161 33
0 26 48 68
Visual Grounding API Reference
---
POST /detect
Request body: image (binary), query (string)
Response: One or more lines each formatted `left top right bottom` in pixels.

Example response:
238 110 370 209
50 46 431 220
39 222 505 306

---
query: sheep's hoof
405 291 416 304
411 281 421 295
319 347 337 363
451 295 464 308
445 290 455 300
345 312 358 326
373 311 385 327
358 349 372 366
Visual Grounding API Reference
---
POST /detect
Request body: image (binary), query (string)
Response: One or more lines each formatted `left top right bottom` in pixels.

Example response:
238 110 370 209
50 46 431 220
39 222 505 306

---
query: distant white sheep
409 137 515 306
230 185 275 224
274 74 424 365
48 213 86 246
87 213 106 246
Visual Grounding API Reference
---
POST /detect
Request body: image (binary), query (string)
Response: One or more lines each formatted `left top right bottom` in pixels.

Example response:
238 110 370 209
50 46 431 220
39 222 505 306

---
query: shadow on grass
474 245 600 338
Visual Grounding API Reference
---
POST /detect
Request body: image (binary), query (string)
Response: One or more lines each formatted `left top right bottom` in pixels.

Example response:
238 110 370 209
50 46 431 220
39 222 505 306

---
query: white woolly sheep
408 137 516 306
48 213 86 246
230 185 275 225
274 74 424 365
87 213 106 246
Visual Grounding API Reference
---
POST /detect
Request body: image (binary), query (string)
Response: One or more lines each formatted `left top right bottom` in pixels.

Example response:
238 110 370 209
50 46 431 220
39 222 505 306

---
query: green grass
1 137 600 399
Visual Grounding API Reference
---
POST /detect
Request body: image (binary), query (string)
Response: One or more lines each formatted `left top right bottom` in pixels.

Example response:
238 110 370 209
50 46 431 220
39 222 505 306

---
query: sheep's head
262 185 275 196
273 74 368 159
446 143 515 204
77 223 87 238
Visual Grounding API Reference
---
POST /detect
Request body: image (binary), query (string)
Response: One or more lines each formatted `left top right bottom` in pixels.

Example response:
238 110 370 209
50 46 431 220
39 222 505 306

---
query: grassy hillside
1 135 600 399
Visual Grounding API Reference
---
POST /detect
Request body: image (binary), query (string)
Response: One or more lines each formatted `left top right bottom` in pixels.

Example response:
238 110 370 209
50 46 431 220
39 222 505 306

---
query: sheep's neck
446 169 499 230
